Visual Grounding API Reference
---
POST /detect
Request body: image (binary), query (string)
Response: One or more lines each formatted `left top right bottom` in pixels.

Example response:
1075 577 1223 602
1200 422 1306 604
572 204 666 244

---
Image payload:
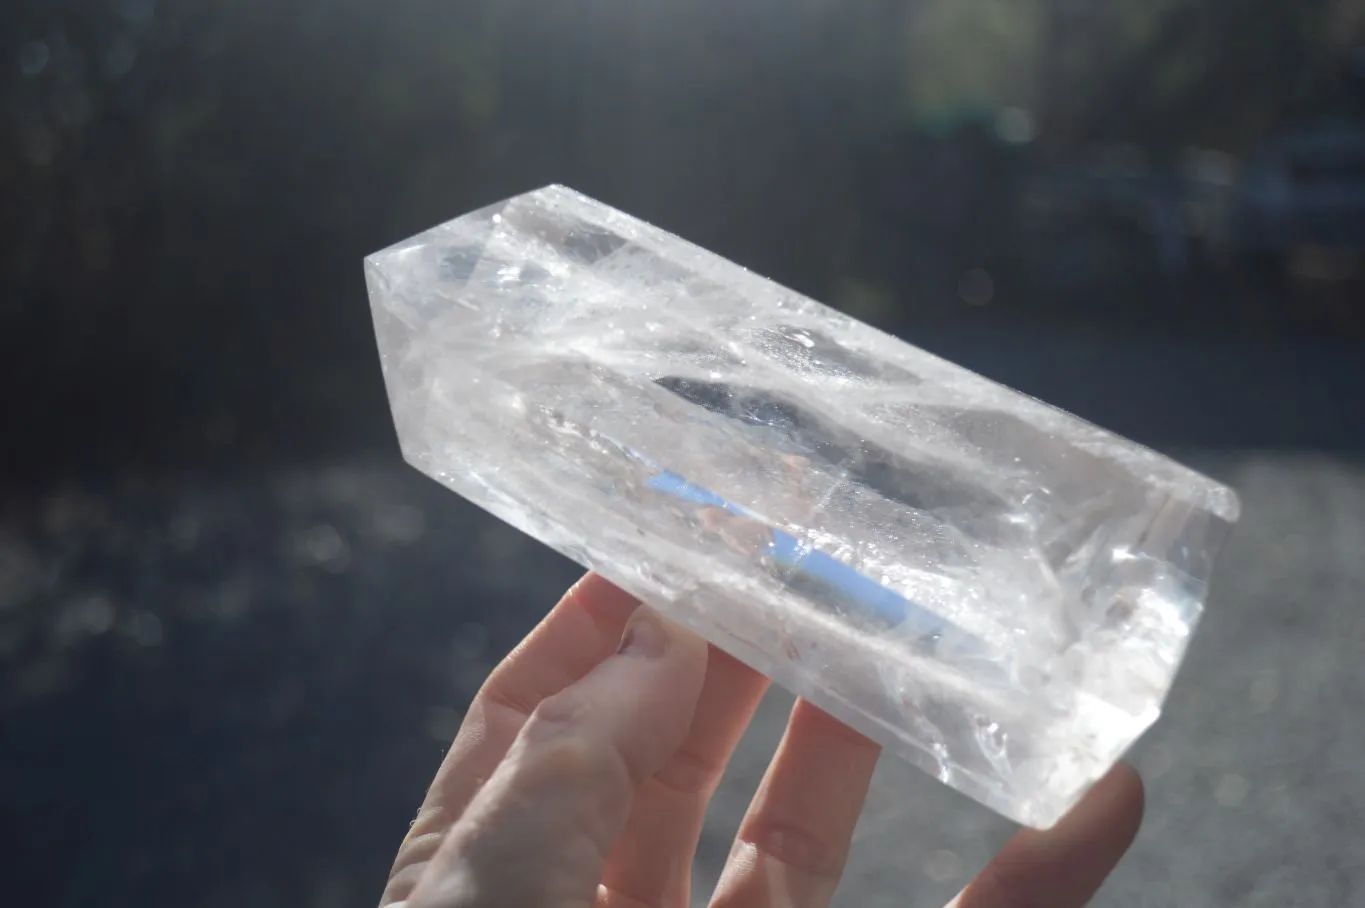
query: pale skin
381 573 1146 908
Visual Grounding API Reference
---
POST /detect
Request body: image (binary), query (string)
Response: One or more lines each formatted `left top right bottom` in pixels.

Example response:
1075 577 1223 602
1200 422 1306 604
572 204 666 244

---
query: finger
382 573 642 905
406 607 709 908
710 700 881 908
599 647 770 908
951 762 1145 908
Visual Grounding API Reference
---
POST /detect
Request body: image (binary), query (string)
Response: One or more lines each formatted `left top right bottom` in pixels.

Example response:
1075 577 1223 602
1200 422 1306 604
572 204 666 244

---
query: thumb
406 606 709 908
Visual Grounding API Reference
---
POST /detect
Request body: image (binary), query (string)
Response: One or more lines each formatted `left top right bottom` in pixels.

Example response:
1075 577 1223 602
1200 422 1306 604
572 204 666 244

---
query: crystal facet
364 185 1240 827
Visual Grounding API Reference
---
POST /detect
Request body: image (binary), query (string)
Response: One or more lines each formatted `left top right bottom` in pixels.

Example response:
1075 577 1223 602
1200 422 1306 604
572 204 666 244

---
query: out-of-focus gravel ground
1 452 1361 907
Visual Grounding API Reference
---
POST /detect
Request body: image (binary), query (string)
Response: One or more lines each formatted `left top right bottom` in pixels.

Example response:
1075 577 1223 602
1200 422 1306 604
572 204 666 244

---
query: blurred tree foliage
1036 0 1361 151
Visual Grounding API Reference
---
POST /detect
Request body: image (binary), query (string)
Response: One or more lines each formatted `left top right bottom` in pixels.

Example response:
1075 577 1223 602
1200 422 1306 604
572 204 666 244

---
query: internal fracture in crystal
364 185 1240 828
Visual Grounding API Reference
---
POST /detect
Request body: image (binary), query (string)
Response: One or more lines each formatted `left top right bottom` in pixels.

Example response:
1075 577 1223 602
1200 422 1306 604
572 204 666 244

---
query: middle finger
599 646 770 908
709 699 881 908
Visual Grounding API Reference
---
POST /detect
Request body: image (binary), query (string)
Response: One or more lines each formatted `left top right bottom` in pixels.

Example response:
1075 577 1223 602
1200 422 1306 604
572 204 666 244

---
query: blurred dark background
2 1 1364 906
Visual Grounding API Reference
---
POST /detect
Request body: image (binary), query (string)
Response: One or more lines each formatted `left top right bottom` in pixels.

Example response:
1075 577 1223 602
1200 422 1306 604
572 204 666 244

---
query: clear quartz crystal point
364 185 1240 827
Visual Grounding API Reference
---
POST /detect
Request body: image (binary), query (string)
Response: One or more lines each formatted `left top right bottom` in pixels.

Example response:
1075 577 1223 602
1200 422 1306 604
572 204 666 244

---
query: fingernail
618 608 667 658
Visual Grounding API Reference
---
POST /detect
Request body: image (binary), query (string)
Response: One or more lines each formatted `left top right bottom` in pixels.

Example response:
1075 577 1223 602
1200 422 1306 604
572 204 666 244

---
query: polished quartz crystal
364 185 1240 827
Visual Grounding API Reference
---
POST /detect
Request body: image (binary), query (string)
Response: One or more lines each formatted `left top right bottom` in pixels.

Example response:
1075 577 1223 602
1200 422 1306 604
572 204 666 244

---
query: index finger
429 572 641 811
383 573 641 901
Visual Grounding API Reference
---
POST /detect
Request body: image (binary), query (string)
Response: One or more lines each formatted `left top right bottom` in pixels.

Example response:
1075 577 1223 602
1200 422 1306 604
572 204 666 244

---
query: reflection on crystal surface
364 184 1240 827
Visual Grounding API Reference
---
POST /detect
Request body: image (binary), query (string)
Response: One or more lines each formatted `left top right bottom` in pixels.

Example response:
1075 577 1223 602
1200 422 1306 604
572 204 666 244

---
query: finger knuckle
746 820 846 880
650 742 725 797
389 829 444 878
529 733 605 784
526 687 589 734
517 705 627 793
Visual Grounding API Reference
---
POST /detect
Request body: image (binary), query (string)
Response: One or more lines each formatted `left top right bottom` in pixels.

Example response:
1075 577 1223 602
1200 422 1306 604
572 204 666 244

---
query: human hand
381 573 1145 908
